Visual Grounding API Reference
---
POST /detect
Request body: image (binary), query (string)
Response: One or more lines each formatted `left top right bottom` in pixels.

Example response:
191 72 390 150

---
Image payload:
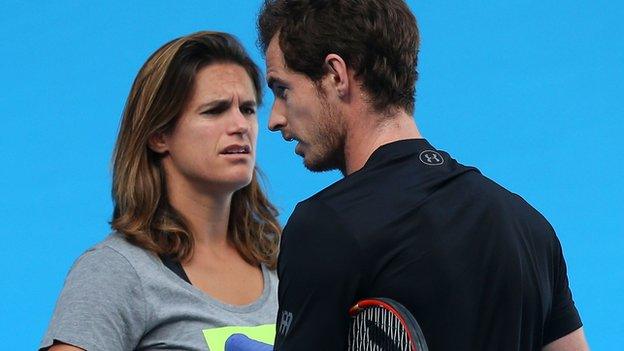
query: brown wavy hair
111 31 281 269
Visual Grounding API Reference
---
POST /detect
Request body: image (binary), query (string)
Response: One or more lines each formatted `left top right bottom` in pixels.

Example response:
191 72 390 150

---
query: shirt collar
359 138 437 172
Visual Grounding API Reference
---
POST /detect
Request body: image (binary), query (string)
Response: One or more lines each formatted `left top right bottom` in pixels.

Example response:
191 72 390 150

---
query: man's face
265 36 345 173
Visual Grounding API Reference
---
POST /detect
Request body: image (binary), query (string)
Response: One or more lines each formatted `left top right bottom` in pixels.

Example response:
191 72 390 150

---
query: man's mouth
283 134 297 142
294 141 305 156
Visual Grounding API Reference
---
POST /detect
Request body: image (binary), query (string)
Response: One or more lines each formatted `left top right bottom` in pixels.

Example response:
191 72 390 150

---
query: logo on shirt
203 324 275 351
278 310 293 336
419 150 444 166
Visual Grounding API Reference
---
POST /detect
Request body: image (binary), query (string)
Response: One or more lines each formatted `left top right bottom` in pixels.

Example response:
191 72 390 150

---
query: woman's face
156 62 259 194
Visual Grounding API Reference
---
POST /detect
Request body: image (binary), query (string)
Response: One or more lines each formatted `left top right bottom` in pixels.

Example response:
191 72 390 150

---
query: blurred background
1 0 622 349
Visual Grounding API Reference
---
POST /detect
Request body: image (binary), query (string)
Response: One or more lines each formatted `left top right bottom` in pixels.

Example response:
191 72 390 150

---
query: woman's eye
241 106 256 115
201 106 226 116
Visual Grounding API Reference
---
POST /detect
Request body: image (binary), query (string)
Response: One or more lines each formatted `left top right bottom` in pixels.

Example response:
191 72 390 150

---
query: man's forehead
265 36 285 71
265 35 318 86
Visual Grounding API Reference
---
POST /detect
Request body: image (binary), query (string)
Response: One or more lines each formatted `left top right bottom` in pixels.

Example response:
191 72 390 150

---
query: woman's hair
111 31 281 269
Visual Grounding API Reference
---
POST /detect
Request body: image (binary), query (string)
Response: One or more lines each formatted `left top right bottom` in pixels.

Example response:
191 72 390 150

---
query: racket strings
348 306 411 351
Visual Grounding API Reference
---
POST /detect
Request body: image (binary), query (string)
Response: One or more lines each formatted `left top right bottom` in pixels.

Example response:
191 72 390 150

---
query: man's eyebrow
266 76 276 90
266 76 285 90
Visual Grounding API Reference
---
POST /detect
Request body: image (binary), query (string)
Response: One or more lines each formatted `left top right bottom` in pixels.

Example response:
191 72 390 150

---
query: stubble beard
302 97 346 174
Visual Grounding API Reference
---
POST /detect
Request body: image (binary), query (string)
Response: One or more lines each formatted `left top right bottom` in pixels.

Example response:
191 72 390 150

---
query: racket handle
225 333 273 351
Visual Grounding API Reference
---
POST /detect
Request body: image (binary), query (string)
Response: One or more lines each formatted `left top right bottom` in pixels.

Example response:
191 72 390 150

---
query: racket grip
225 333 273 351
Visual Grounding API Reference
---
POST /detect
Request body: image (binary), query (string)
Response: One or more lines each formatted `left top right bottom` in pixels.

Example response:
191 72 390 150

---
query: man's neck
343 109 422 175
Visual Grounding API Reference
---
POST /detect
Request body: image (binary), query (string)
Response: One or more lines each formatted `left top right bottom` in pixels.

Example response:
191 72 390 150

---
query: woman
40 31 281 350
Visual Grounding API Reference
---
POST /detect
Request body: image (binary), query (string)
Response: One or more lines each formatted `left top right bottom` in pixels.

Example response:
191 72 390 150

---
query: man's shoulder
450 172 560 248
288 197 342 228
282 196 361 252
467 173 551 220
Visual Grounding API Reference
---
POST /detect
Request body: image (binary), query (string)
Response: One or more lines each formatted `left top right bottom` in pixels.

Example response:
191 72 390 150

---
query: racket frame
348 297 428 351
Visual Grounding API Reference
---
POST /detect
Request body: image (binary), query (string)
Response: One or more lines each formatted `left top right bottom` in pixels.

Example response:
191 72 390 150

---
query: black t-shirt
274 139 581 350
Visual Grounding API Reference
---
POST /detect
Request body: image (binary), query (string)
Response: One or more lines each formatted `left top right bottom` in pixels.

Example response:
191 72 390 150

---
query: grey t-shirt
40 233 278 351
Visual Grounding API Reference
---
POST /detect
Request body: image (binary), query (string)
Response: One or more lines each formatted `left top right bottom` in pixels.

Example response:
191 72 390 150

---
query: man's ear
323 54 349 98
148 131 169 154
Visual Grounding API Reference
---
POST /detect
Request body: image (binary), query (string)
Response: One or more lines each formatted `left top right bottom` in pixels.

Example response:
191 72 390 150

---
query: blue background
1 1 622 349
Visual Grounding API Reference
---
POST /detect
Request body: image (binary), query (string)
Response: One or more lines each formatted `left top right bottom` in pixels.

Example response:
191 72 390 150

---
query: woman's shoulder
81 232 157 265
263 264 278 283
64 232 161 288
262 264 279 307
56 232 156 323
41 233 150 350
69 234 140 281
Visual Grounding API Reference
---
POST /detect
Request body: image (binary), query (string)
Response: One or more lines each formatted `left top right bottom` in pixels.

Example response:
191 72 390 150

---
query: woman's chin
220 173 254 192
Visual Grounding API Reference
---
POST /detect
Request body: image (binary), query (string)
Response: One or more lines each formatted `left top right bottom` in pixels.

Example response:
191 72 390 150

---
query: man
258 1 589 350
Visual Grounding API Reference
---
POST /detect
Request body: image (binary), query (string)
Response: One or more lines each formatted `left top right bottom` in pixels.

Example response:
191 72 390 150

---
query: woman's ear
148 132 169 154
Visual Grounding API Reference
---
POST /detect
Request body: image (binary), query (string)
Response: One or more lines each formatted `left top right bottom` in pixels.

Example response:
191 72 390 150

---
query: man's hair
111 31 281 268
258 0 420 114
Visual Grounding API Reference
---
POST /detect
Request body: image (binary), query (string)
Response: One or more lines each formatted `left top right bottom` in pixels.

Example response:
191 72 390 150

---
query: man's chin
302 154 343 173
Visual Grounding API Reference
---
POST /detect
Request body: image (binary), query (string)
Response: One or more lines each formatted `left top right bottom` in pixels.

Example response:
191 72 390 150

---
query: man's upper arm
542 234 586 348
542 327 589 351
274 201 364 350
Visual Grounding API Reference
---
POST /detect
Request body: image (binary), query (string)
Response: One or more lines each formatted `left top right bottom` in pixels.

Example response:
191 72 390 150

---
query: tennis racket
348 298 428 351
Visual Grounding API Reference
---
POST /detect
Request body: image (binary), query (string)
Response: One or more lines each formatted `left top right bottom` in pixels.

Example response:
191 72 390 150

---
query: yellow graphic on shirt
203 324 275 351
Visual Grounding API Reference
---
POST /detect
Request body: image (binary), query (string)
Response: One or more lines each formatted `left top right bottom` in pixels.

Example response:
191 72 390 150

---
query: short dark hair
258 0 420 114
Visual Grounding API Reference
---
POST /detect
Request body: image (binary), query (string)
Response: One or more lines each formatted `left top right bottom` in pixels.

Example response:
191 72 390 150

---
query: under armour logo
278 310 293 336
419 150 444 166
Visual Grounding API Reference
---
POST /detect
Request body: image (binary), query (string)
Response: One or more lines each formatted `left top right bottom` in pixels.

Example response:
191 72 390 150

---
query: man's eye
274 86 287 99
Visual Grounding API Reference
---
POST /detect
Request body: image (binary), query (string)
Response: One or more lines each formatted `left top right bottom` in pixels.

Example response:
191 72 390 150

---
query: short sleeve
40 247 147 350
542 237 583 345
274 200 364 351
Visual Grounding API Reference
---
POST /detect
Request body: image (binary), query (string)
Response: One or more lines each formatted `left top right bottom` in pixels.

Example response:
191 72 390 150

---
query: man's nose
268 102 287 132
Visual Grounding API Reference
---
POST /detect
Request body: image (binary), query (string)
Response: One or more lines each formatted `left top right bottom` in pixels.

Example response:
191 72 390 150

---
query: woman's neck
166 177 232 247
